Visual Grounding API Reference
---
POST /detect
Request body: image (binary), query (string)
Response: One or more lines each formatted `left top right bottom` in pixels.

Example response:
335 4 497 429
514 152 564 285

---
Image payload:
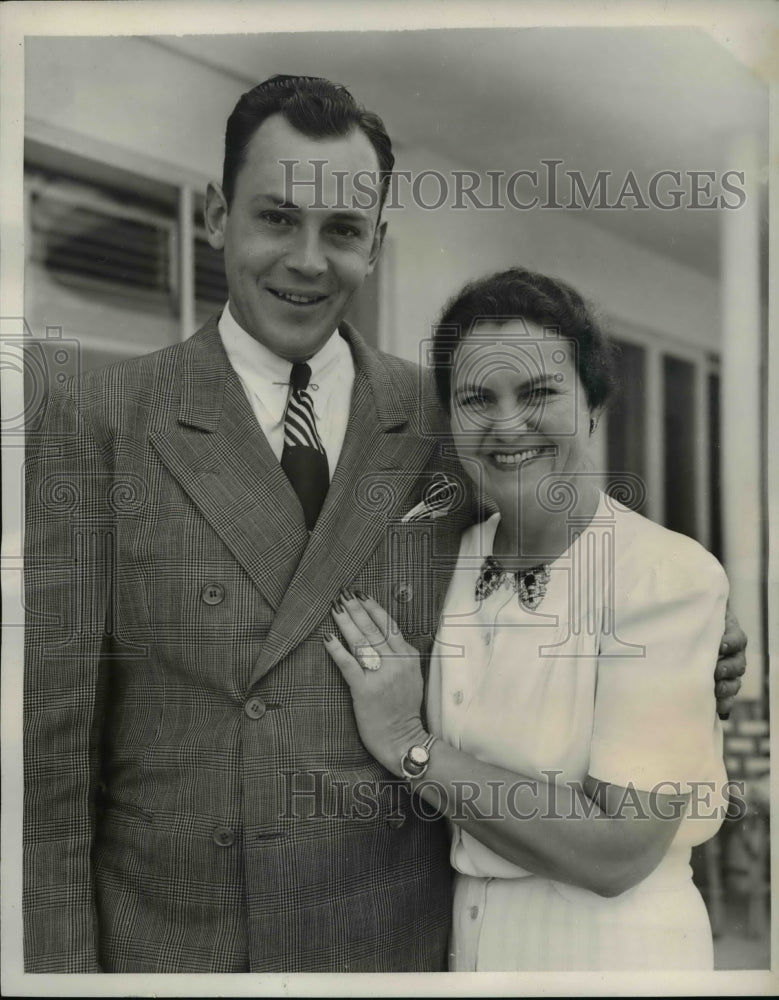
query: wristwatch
400 733 438 780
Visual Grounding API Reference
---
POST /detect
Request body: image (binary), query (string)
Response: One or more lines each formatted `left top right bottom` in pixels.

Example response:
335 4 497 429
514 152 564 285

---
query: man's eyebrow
328 209 372 223
253 193 300 209
251 194 373 222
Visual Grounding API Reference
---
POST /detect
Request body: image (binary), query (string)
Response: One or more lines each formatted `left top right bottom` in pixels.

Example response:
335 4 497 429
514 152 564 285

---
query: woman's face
450 321 595 511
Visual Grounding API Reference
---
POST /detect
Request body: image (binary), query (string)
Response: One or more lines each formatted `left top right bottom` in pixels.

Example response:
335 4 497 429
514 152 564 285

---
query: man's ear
367 219 388 273
204 181 228 250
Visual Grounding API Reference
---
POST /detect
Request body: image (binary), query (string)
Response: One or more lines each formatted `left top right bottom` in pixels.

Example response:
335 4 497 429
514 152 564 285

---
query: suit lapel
250 326 440 682
149 320 309 611
148 318 450 678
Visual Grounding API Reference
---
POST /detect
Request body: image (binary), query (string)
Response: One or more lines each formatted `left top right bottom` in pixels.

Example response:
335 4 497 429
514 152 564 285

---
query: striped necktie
281 361 329 530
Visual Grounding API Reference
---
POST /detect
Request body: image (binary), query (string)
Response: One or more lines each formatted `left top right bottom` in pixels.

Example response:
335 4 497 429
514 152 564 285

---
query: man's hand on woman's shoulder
715 603 747 718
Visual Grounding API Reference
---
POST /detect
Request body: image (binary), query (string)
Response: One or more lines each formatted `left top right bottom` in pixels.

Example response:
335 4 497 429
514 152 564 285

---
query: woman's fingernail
354 588 368 601
718 711 731 721
341 588 354 601
323 632 336 643
332 599 344 614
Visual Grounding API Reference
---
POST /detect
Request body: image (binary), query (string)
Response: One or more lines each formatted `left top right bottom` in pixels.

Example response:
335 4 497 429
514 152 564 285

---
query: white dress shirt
218 303 355 475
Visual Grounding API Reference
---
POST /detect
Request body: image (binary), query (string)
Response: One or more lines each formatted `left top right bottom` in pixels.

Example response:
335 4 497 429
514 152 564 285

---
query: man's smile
267 287 329 306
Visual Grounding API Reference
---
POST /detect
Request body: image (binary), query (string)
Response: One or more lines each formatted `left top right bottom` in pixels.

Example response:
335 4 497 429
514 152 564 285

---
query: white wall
382 146 721 362
25 36 233 183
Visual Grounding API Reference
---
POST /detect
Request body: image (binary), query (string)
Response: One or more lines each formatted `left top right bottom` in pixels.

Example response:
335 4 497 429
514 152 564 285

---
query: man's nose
284 227 327 278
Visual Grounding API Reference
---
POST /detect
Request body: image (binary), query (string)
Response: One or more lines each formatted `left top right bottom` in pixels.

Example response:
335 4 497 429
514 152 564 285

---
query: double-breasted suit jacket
23 318 475 973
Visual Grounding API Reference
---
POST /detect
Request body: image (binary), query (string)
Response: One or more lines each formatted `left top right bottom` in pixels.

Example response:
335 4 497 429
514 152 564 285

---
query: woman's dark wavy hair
222 74 394 209
431 267 619 412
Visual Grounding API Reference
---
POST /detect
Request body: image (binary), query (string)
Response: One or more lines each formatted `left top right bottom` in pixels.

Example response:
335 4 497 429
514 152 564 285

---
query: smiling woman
450 332 596 560
325 266 736 972
434 268 618 570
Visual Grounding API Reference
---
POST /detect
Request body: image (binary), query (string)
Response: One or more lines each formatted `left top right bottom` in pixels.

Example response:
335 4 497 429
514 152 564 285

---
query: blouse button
469 905 480 920
453 690 464 705
482 632 491 646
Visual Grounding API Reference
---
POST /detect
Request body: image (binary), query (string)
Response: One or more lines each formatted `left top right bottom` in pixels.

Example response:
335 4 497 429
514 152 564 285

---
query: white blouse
428 492 729 893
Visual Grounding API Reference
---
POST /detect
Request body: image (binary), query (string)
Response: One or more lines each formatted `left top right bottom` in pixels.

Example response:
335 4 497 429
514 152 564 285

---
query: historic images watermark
280 770 748 823
1 318 81 439
279 158 747 212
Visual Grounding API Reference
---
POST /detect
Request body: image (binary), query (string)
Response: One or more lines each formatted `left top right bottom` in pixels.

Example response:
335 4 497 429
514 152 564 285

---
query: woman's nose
492 398 534 431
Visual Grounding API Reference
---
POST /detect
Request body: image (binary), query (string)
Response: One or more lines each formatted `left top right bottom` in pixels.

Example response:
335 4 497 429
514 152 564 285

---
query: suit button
212 826 235 847
453 690 464 705
244 696 267 720
386 814 406 829
201 583 225 605
392 583 413 604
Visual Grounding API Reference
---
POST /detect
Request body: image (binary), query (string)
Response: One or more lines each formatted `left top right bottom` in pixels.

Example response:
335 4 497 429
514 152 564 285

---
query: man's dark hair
222 74 394 210
430 266 619 412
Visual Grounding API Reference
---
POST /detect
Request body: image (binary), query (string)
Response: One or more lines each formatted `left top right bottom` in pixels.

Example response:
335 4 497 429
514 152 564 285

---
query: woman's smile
487 446 556 470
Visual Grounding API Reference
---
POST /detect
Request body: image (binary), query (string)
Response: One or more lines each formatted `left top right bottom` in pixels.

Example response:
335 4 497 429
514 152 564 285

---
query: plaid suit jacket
23 318 475 973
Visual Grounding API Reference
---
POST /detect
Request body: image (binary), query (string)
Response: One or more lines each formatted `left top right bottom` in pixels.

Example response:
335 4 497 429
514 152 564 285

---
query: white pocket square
401 474 459 523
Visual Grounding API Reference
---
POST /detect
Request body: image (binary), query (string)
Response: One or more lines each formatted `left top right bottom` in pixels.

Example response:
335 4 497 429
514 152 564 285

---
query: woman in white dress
324 267 735 971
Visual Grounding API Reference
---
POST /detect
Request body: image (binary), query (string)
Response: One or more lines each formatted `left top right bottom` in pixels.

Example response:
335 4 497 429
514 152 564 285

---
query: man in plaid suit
23 75 745 974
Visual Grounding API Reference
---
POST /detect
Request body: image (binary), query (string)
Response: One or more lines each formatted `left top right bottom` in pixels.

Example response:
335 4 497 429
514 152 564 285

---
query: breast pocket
356 522 445 644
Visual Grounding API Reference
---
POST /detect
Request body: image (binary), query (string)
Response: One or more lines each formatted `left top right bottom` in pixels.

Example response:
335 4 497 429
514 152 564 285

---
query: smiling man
23 74 747 975
205 112 386 362
23 74 462 975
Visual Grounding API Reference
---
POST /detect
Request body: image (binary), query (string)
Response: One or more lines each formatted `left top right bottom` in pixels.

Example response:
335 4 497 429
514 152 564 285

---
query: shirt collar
218 302 348 387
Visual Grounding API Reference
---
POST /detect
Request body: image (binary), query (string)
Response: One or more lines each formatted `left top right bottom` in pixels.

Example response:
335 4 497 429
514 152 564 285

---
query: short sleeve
589 537 729 797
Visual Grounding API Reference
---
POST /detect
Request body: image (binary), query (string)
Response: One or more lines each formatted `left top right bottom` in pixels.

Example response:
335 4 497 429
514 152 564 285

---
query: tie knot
290 362 311 392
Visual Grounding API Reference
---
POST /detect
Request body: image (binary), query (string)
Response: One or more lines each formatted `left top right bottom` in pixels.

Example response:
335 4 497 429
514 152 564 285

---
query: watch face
409 746 429 766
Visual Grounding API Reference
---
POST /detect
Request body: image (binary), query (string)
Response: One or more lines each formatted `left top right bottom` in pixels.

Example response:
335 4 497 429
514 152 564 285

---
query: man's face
205 114 386 361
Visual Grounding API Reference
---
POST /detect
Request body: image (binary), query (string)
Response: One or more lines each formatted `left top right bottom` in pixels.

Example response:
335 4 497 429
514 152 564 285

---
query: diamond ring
356 645 382 671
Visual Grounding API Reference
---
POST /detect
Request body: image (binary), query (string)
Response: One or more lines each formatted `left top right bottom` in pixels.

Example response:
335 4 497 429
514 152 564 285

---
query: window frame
604 314 721 550
25 122 214 348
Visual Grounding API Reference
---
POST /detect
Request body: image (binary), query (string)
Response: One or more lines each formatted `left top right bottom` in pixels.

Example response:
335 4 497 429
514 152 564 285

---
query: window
605 326 721 551
24 153 182 374
606 339 647 514
663 354 697 539
708 371 722 561
28 171 176 310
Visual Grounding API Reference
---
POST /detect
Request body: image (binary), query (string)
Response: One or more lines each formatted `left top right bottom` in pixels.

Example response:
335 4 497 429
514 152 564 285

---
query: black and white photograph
1 0 776 995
